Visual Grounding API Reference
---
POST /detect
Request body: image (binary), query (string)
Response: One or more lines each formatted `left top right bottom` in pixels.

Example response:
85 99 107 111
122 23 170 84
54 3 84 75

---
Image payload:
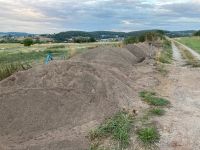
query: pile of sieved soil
0 44 155 150
125 44 146 62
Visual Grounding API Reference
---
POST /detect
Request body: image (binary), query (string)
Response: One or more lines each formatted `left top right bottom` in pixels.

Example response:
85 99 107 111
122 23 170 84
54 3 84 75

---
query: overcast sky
0 0 200 33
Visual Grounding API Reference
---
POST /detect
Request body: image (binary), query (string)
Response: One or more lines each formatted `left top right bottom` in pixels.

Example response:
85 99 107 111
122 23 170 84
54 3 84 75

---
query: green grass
177 37 200 53
0 42 121 81
0 62 31 81
0 49 66 80
0 49 68 64
175 42 200 67
149 108 165 116
139 91 170 106
137 127 160 145
89 111 133 149
139 91 156 98
158 40 173 64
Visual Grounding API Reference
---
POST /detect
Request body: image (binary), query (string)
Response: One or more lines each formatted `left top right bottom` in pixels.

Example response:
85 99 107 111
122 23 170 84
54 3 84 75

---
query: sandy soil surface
156 42 200 150
0 43 158 150
1 41 200 150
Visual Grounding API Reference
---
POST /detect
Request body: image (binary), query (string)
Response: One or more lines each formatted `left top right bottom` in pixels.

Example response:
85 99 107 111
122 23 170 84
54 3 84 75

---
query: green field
0 42 121 80
177 37 200 53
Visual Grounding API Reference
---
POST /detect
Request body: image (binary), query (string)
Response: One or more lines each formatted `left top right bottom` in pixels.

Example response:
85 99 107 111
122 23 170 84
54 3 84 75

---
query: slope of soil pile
0 44 156 150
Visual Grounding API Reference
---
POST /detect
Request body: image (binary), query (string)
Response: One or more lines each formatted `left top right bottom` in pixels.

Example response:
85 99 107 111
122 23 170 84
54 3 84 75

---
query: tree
34 37 41 44
89 37 96 42
194 30 200 36
138 35 145 42
124 36 138 44
23 38 33 46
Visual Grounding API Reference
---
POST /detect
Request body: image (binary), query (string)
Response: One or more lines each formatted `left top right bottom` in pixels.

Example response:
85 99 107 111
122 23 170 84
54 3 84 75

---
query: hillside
0 32 33 37
48 30 197 42
0 30 197 43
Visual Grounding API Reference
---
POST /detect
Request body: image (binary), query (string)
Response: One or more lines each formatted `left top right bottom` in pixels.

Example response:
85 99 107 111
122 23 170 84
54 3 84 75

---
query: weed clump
139 91 170 106
89 111 133 148
137 127 160 145
149 108 165 116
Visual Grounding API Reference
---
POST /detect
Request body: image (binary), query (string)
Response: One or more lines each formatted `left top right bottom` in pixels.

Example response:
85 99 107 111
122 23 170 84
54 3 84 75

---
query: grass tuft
156 63 168 76
139 91 170 106
137 127 160 145
89 111 133 148
149 108 165 116
139 91 156 98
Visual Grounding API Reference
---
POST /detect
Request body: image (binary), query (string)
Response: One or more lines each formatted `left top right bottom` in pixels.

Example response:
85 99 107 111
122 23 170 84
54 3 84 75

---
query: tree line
123 30 165 44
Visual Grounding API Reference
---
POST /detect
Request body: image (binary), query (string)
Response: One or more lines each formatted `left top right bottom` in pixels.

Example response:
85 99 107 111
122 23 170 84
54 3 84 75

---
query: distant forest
0 30 198 43
45 30 196 42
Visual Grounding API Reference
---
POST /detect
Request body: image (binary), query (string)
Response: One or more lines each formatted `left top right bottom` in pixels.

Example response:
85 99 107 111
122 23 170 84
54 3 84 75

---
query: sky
0 0 200 34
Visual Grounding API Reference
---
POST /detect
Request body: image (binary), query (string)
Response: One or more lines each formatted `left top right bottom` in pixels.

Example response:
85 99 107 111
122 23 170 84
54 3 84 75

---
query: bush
124 31 165 45
23 38 34 46
194 30 200 36
73 37 96 43
138 35 145 42
124 36 138 44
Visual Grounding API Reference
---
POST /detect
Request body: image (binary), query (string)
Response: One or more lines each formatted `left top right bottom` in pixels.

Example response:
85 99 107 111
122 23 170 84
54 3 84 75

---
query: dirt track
156 42 200 150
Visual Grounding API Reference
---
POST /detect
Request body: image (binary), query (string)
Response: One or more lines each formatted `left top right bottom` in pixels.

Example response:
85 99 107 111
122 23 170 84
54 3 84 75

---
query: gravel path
171 42 184 65
156 40 200 150
174 40 200 60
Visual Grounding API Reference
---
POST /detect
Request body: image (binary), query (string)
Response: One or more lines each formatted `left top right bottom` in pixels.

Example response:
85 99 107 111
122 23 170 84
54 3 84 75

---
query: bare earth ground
0 44 158 150
1 42 200 150
156 42 200 150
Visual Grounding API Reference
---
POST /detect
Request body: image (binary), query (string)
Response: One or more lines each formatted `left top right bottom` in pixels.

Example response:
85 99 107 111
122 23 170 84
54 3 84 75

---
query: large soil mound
0 44 155 150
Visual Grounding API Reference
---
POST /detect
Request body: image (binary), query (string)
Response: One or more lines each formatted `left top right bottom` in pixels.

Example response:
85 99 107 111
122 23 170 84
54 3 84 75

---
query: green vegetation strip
89 111 133 149
149 108 165 116
158 40 173 64
139 91 170 106
137 90 169 148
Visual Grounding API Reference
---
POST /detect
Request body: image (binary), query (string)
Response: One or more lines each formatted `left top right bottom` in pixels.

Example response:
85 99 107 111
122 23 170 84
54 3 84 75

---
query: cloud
0 0 199 33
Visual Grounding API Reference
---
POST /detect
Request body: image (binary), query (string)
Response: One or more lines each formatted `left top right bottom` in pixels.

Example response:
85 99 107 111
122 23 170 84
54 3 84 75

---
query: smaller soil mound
71 46 139 74
125 44 146 62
